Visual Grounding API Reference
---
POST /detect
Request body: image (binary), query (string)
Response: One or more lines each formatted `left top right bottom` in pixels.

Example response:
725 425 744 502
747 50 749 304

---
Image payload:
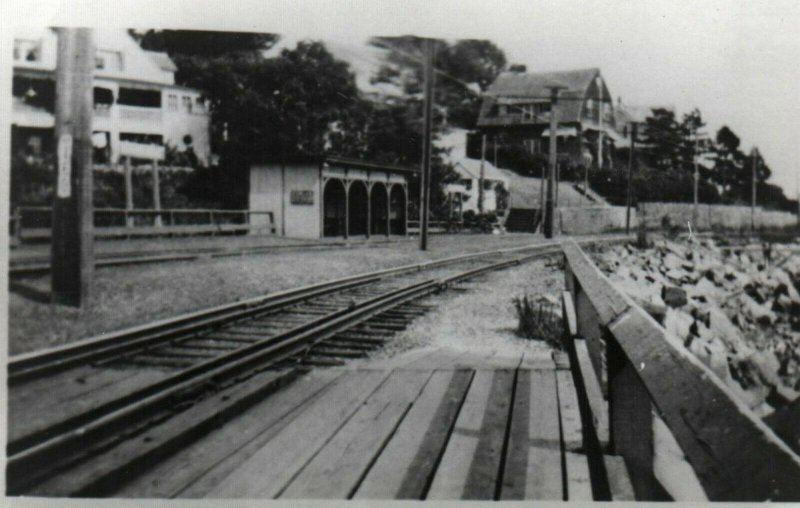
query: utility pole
51 27 95 307
124 156 134 227
693 129 699 229
493 135 498 168
625 123 637 234
751 147 758 234
419 38 434 251
544 86 563 238
152 160 162 227
597 100 604 170
479 133 486 214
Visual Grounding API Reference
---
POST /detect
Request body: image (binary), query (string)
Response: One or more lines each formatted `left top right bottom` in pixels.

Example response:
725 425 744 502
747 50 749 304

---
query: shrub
512 293 562 348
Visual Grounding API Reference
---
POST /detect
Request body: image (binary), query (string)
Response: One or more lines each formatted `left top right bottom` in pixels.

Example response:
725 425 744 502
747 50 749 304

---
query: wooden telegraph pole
51 28 95 307
625 123 637 234
693 129 700 229
419 38 435 251
478 133 486 214
751 147 758 234
544 86 562 238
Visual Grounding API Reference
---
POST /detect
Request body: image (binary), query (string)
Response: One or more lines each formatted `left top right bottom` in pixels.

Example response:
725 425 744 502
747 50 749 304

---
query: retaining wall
559 206 635 235
639 202 797 231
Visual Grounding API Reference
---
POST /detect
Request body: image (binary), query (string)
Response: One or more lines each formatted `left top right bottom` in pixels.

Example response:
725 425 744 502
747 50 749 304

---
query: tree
640 108 683 171
368 36 507 129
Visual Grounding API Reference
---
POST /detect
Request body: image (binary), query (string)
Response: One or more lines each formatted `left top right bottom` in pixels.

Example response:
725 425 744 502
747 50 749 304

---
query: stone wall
558 206 634 235
639 202 797 231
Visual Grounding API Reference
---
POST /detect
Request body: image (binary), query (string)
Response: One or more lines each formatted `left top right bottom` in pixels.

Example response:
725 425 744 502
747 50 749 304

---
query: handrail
561 239 800 501
12 207 276 240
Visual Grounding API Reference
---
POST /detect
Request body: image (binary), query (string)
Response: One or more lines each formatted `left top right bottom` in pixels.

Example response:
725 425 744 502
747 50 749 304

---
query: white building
12 28 212 166
444 158 510 215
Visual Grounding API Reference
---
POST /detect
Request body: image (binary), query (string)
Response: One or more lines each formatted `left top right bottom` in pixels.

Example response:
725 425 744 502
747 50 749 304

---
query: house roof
452 159 508 183
478 68 610 126
255 153 419 174
486 68 601 99
145 51 178 73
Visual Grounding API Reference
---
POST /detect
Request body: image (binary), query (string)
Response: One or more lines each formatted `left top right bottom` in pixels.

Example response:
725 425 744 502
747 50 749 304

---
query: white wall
249 163 322 239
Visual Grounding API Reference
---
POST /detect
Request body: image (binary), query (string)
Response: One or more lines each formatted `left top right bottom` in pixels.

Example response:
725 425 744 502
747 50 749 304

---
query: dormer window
13 39 41 62
95 50 123 71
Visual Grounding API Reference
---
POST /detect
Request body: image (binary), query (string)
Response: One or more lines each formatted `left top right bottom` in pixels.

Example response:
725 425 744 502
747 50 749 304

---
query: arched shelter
249 155 416 239
370 182 389 237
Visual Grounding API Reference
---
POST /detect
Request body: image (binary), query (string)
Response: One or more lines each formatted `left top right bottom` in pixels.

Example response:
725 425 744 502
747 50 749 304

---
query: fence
10 207 275 242
560 239 800 501
639 202 798 231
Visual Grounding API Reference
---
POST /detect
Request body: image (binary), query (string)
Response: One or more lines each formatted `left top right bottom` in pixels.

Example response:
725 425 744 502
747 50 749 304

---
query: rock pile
594 238 800 417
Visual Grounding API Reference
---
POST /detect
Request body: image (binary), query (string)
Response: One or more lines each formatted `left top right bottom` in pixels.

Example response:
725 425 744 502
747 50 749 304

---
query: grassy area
7 233 569 355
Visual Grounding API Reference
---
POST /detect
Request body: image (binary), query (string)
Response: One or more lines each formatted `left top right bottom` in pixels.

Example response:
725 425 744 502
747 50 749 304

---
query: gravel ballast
8 233 573 355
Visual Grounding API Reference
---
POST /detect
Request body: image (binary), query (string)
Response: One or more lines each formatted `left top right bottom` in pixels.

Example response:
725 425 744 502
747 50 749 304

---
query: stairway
504 208 540 233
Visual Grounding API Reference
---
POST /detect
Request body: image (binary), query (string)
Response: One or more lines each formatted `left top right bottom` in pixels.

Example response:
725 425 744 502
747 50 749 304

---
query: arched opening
348 180 369 237
389 184 407 235
370 183 389 236
323 178 347 237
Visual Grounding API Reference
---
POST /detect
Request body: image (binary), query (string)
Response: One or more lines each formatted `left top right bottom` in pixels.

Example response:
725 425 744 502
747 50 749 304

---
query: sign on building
290 190 314 205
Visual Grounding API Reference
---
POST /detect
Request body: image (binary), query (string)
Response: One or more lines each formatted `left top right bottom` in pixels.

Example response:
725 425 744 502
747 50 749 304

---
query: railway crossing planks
501 368 563 500
426 369 515 500
206 369 392 498
354 370 474 499
115 368 346 498
280 369 434 499
25 368 299 496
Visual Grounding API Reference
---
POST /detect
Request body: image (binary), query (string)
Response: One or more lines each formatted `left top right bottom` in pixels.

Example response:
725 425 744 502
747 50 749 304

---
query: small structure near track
250 155 416 239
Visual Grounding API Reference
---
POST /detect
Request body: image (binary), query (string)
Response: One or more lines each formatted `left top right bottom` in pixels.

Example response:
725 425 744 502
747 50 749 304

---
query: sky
4 0 800 196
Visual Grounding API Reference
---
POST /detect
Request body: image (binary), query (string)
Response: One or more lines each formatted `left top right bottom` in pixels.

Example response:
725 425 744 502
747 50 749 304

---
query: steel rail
8 238 601 383
6 246 562 494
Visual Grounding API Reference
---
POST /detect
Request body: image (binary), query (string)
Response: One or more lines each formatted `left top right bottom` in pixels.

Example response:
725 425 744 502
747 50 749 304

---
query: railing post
607 337 666 500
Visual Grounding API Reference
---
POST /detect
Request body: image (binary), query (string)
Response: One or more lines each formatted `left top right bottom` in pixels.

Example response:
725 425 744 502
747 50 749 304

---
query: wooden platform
115 347 603 500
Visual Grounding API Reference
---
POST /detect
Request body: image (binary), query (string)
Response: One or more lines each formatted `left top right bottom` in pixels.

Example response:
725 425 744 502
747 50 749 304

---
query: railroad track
6 237 627 497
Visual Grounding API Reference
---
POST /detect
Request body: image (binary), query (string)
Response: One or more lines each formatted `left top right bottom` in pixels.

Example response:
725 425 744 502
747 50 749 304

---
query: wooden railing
560 239 800 501
10 207 276 242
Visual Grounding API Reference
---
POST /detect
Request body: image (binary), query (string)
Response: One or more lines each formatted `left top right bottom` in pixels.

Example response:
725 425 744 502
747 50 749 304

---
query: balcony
118 105 162 123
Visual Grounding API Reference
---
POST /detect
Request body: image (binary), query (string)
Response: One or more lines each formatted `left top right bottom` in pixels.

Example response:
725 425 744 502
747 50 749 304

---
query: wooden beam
51 27 95 307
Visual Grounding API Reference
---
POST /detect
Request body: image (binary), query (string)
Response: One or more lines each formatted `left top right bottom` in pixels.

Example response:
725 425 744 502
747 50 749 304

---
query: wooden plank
8 367 167 448
565 452 593 500
575 289 608 395
552 350 571 370
499 369 531 500
556 370 583 452
609 306 800 501
501 369 563 500
652 412 708 501
401 348 470 371
427 370 515 500
518 350 556 370
206 369 391 498
280 370 433 499
572 339 609 450
562 240 629 325
603 455 635 501
116 369 344 498
354 370 473 499
27 369 298 496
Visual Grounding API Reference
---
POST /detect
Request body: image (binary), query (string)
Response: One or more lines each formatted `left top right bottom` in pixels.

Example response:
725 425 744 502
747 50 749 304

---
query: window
521 104 535 119
194 96 205 114
182 96 192 113
167 94 178 111
462 179 472 191
27 136 42 156
13 39 41 62
498 105 507 116
94 50 123 71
